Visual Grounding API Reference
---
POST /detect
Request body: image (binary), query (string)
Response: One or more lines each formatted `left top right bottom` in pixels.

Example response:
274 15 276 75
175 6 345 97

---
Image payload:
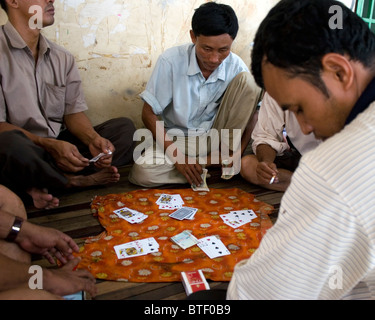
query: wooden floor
27 165 283 300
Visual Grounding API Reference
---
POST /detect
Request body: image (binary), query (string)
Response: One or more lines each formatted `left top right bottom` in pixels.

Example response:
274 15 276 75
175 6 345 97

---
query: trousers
128 72 261 187
0 117 136 197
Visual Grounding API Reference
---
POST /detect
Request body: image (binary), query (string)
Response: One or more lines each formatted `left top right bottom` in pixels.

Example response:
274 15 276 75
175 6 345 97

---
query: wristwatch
5 216 24 242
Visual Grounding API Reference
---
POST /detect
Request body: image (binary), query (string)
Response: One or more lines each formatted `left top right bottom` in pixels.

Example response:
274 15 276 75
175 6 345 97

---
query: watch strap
5 216 24 242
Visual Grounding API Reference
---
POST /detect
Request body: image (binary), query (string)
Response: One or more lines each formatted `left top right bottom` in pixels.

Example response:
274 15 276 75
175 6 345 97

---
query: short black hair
192 2 239 40
251 0 375 96
0 0 7 13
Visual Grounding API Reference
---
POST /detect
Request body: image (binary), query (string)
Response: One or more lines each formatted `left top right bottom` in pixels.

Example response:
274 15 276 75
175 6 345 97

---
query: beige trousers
129 72 261 187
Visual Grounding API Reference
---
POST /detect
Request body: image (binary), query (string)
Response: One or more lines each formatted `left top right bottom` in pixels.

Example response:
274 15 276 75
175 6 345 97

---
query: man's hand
43 258 97 298
16 221 79 265
256 161 279 185
41 138 90 172
174 154 203 186
88 135 115 169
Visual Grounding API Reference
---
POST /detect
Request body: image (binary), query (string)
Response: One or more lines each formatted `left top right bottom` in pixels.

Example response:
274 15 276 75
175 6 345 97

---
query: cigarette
269 175 276 185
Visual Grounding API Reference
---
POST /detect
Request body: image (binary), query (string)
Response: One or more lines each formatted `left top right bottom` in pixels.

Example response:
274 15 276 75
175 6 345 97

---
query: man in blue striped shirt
228 0 375 299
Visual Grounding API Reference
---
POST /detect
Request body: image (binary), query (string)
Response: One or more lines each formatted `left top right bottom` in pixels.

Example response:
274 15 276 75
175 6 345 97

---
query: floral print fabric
75 188 273 282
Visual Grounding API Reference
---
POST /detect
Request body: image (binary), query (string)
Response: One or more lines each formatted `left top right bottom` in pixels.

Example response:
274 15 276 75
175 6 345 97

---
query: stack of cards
171 230 199 249
192 168 209 192
169 207 198 221
114 237 159 259
114 207 148 224
156 194 184 210
220 209 257 228
181 270 210 296
197 236 231 259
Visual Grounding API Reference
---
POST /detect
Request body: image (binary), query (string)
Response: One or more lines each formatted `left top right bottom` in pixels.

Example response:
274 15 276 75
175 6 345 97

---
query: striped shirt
227 102 375 300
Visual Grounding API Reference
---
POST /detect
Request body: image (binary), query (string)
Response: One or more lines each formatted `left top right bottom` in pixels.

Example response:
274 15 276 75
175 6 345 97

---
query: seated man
0 185 97 299
129 2 260 188
241 92 321 191
0 0 136 209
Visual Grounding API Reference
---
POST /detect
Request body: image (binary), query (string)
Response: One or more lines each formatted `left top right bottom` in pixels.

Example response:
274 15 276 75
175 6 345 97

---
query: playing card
169 207 198 221
192 168 209 192
220 209 257 228
197 236 230 259
89 151 112 163
138 237 160 254
171 230 199 249
156 194 184 210
114 207 148 224
114 237 159 259
114 241 145 259
229 209 257 221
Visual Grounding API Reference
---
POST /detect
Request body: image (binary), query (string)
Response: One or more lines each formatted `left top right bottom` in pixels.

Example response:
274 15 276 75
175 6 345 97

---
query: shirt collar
4 21 50 55
187 45 226 82
345 77 375 125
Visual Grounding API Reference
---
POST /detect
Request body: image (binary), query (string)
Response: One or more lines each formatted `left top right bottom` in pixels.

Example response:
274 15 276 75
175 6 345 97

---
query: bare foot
27 188 60 210
66 166 120 188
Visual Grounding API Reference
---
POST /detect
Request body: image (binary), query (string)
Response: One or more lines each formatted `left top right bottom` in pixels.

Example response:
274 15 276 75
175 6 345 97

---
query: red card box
181 270 210 296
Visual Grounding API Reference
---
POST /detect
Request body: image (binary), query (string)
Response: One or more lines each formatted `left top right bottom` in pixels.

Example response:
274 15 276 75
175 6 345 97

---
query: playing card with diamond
113 207 148 224
156 194 184 210
197 236 230 259
114 237 159 259
114 241 145 259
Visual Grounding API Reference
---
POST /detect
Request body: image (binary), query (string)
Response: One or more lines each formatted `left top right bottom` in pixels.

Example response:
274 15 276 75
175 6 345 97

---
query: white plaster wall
0 1 279 128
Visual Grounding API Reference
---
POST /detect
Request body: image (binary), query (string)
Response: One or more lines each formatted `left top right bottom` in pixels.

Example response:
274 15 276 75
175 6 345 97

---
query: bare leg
66 166 120 188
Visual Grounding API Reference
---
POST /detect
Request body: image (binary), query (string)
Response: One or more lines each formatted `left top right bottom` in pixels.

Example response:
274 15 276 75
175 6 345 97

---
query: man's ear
321 53 354 91
190 30 197 44
5 0 19 10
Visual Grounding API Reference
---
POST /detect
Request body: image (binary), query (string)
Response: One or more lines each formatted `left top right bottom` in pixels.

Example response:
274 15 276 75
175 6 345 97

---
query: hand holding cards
89 150 112 163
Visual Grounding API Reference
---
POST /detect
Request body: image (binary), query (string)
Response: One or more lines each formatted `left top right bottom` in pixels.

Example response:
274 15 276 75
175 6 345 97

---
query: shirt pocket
41 83 66 122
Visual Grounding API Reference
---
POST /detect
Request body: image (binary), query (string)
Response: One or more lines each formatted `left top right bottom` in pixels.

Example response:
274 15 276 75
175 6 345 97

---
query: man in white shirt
240 92 321 191
227 0 375 299
129 2 260 187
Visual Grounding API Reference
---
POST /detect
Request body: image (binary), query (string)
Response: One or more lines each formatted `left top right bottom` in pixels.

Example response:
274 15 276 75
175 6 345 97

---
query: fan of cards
114 237 159 259
220 209 257 228
156 193 184 210
114 207 148 224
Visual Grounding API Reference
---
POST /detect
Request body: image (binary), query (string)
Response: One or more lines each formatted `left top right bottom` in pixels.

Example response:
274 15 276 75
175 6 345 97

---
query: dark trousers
0 117 136 198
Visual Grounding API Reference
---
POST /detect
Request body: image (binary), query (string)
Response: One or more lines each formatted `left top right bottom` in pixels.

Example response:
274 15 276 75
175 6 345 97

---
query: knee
240 155 258 178
0 185 27 220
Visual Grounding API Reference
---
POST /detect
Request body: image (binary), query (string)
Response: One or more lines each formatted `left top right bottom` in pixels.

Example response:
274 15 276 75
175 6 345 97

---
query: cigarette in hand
269 175 276 185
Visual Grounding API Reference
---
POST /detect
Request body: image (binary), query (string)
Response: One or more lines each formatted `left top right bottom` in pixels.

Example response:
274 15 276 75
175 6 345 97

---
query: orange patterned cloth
75 188 273 282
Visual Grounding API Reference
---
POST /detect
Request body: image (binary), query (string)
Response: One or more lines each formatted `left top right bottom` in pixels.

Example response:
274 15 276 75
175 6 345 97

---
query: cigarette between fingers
269 175 276 185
